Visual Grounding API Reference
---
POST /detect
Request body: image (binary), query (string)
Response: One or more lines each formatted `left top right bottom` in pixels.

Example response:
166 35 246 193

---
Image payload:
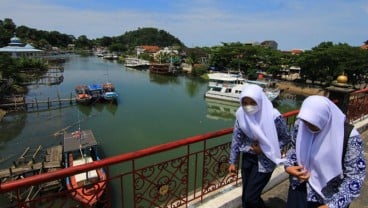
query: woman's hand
318 205 328 208
228 164 237 176
285 165 311 182
251 141 262 154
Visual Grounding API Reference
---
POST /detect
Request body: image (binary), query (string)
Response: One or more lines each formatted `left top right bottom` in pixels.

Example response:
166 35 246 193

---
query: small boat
102 82 118 103
75 85 92 105
205 72 280 102
63 129 107 206
124 57 150 70
88 84 104 102
103 53 118 60
149 63 177 76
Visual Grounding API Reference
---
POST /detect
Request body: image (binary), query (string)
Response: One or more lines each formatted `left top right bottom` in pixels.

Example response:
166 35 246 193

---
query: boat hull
65 154 107 206
205 72 280 102
149 63 177 75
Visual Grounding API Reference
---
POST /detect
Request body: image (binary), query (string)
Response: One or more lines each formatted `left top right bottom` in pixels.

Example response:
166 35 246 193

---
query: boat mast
77 111 84 159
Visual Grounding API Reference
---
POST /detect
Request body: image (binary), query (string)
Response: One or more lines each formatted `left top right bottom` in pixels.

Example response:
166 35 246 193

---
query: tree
296 42 368 86
75 35 92 49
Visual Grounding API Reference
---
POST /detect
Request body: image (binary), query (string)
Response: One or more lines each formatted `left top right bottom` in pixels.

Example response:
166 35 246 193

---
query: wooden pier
0 94 76 112
0 145 64 201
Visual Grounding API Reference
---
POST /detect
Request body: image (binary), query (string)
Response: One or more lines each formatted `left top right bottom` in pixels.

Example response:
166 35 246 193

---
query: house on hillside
361 41 368 50
136 45 161 55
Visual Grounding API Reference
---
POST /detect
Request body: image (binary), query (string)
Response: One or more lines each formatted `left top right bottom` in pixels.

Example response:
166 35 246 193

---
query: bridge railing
347 87 368 123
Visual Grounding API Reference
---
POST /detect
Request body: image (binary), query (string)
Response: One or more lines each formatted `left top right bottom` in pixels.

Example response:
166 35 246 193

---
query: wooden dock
0 94 76 112
0 145 64 202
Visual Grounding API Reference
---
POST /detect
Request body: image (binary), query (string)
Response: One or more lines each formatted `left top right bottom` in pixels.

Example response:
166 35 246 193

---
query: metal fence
347 87 368 123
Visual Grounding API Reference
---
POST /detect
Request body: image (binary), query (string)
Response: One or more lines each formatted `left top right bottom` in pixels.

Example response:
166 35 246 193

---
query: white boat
124 57 150 70
205 72 280 102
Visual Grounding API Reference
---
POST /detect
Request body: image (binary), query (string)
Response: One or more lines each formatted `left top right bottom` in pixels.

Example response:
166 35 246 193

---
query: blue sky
1 0 367 50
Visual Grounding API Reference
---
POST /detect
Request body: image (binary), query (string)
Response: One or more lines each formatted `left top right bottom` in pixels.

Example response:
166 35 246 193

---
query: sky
1 0 367 51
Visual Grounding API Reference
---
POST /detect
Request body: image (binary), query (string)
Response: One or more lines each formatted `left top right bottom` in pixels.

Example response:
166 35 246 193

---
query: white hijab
236 84 285 165
296 95 349 198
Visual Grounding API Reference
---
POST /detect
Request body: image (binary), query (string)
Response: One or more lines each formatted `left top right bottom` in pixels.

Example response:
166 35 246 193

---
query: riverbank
276 81 326 96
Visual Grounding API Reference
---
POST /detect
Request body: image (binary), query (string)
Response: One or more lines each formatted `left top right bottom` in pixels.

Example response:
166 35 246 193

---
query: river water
0 55 303 168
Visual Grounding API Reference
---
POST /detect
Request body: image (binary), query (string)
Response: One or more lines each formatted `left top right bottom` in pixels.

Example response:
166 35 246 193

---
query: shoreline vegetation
276 81 326 96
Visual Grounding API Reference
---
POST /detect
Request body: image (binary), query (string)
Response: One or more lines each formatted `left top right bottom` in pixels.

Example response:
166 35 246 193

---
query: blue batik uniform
229 114 291 172
285 121 366 208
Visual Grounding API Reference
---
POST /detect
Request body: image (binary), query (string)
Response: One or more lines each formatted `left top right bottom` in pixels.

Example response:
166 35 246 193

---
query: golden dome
337 74 348 84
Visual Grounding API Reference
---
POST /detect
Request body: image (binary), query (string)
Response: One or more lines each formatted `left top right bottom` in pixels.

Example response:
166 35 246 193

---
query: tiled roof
140 45 161 53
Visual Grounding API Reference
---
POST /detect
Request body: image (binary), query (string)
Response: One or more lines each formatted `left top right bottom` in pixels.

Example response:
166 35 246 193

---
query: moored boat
124 57 150 70
75 85 92 105
102 82 118 103
149 63 177 75
88 84 104 102
205 72 280 102
63 129 107 206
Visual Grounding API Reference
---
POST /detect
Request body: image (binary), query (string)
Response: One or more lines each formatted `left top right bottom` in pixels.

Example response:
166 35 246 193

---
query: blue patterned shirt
284 121 366 208
229 115 291 173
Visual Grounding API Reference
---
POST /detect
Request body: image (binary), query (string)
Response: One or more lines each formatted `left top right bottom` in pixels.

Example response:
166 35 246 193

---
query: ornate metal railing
347 87 368 123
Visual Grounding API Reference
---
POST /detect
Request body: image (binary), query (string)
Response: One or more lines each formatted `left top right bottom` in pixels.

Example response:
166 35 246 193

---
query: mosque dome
9 35 23 46
337 73 348 84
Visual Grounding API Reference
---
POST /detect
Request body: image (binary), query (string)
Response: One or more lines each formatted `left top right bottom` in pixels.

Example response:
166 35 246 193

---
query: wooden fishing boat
102 82 118 103
75 85 92 105
88 84 104 102
149 63 177 76
63 130 107 206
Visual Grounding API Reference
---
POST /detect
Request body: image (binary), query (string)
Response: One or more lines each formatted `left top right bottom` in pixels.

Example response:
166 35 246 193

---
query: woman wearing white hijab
285 95 366 208
228 84 291 208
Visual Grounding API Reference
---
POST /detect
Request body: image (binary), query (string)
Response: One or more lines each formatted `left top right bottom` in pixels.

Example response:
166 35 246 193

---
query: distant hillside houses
0 34 42 58
361 40 368 50
135 45 179 62
280 66 301 80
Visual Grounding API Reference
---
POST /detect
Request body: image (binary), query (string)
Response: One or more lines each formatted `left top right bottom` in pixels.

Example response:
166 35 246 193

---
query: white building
0 34 43 58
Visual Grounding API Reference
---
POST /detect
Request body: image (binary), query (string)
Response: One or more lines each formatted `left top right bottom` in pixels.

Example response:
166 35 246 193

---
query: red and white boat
63 130 107 206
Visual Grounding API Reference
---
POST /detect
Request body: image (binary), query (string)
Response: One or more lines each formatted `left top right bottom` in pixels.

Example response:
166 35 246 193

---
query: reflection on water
205 91 304 121
205 98 239 121
0 113 27 146
148 73 180 85
273 92 304 113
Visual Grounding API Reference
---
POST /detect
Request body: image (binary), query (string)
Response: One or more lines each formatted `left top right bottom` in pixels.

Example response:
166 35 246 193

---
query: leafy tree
96 36 113 47
2 18 16 32
296 42 368 86
75 35 92 49
0 54 15 78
